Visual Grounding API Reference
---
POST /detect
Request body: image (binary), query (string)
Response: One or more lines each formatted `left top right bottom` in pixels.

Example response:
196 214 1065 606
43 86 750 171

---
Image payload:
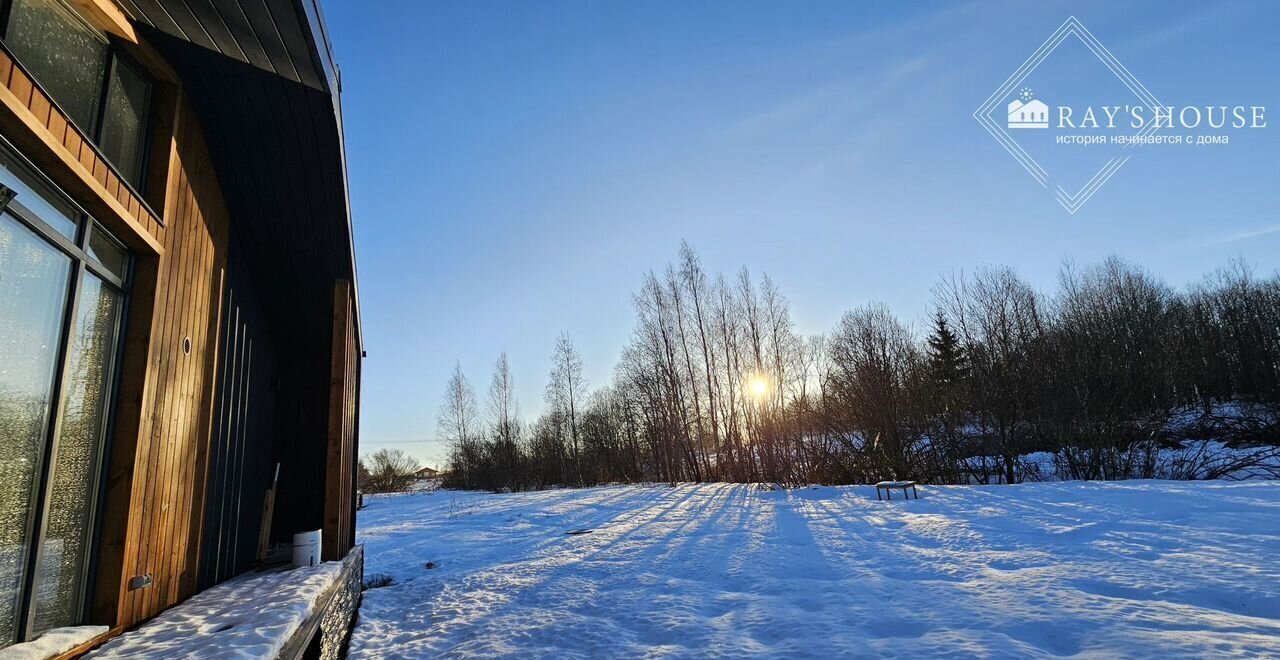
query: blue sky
324 0 1280 466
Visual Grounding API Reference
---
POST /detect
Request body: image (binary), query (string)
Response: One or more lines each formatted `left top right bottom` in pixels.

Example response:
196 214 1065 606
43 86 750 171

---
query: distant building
415 466 441 479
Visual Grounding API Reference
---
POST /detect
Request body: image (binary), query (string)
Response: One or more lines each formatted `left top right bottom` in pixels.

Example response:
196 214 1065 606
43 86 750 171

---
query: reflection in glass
0 149 79 241
86 225 127 282
0 214 72 646
4 0 109 133
31 274 120 634
98 58 151 188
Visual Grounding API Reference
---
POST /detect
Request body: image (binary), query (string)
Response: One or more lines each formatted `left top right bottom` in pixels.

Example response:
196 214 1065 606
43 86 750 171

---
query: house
0 0 361 655
409 466 442 493
1008 98 1049 128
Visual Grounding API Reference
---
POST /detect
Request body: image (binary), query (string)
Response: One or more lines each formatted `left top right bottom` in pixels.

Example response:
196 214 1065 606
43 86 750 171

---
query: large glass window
1 0 152 188
0 143 128 646
30 273 121 634
0 214 72 647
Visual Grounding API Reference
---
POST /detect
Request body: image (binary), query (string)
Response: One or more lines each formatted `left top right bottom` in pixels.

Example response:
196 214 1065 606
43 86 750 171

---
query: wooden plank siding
0 1 361 645
114 93 230 624
324 280 359 561
0 28 234 630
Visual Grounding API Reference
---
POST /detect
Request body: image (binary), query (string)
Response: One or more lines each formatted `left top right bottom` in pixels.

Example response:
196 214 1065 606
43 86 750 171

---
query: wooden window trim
64 0 134 43
0 1 179 236
0 41 168 253
0 67 162 254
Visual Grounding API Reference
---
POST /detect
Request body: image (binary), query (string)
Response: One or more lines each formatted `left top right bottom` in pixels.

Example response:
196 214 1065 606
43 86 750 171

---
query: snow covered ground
88 562 343 659
350 481 1280 658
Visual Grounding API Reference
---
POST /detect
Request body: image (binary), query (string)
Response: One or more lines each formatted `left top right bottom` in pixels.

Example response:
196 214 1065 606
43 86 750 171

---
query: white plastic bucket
292 530 322 567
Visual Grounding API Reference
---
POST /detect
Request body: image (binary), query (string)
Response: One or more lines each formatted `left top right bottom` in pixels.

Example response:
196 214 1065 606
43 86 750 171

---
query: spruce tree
927 311 968 386
925 311 970 482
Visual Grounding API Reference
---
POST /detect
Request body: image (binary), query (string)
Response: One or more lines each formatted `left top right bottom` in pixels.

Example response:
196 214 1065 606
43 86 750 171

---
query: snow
351 481 1280 658
88 562 343 659
0 626 107 659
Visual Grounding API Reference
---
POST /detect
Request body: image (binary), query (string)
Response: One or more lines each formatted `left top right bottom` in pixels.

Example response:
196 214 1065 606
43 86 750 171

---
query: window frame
0 0 155 193
94 47 154 190
0 136 131 644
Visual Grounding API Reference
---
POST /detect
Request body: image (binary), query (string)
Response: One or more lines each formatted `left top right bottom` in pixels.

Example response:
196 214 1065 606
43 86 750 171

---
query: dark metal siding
117 0 327 90
199 241 277 588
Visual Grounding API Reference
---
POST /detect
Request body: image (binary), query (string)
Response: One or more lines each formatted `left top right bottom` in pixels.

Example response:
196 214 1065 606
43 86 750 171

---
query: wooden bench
875 480 918 500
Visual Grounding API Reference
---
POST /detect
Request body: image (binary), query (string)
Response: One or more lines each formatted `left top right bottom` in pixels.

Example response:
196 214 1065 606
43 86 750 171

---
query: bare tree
430 245 1280 490
488 352 523 487
546 333 588 484
680 242 723 478
936 266 1044 484
362 449 421 493
828 303 924 481
489 353 520 439
439 361 481 487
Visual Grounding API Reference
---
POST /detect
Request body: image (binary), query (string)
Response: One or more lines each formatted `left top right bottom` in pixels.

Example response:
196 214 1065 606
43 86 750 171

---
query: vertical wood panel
115 95 229 625
323 280 359 561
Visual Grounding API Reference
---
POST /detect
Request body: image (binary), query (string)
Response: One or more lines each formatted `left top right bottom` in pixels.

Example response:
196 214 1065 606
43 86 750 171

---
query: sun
748 375 769 398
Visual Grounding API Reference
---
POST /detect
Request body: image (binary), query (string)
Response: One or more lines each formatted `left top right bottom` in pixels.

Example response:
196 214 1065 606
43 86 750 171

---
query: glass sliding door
0 143 129 646
31 273 122 633
0 215 73 646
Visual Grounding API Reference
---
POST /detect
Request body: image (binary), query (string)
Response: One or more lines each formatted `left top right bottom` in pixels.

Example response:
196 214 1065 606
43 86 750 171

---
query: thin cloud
711 1 987 141
1206 223 1280 245
1119 2 1257 53
717 55 934 139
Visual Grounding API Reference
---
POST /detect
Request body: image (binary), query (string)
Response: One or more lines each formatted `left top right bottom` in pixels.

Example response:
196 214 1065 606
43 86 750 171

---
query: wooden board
104 93 230 625
0 17 358 637
323 280 360 560
0 45 165 247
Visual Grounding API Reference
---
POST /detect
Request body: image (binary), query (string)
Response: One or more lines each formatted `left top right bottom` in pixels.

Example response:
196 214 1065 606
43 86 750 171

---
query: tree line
438 244 1280 490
